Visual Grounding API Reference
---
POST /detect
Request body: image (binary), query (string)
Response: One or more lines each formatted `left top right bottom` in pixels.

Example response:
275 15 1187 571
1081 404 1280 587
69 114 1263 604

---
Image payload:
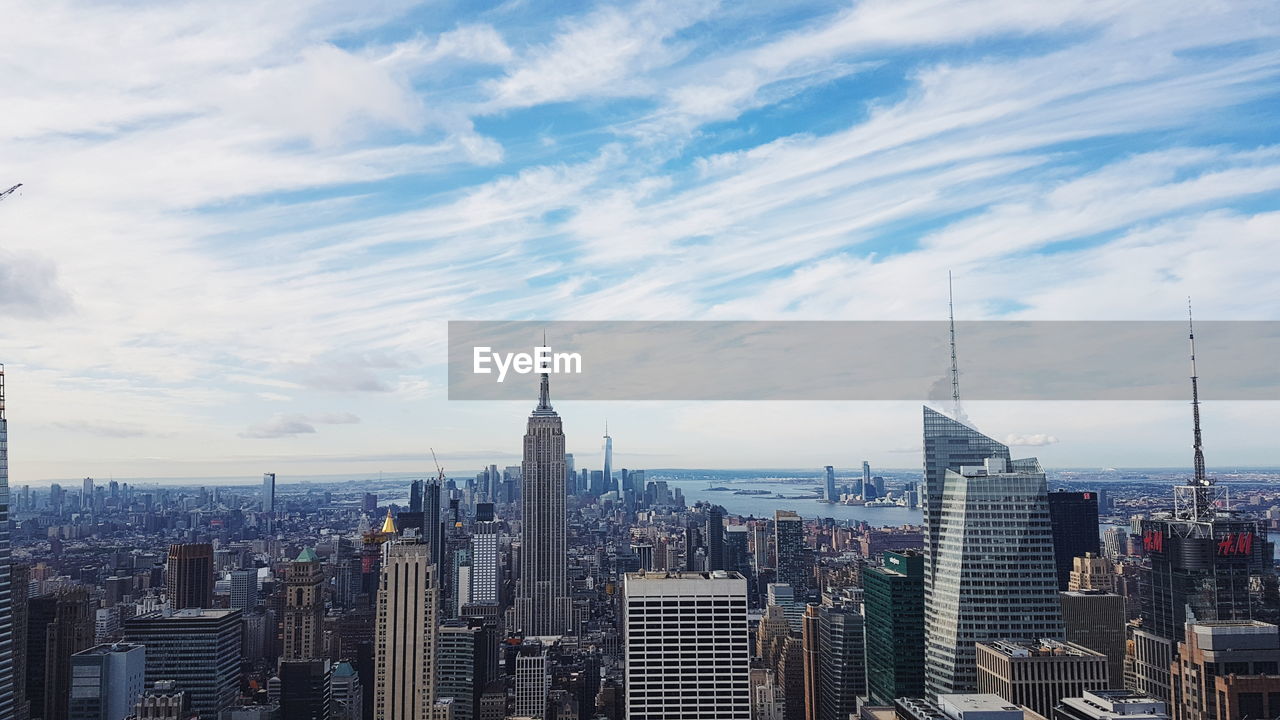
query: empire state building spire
535 372 554 414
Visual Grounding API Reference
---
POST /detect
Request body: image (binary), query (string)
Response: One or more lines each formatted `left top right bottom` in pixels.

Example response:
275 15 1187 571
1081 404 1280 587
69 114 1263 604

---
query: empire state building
515 372 572 636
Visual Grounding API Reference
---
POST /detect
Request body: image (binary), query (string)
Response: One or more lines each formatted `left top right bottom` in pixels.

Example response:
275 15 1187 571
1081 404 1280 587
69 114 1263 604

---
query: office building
276 659 331 720
1134 325 1276 703
132 681 192 720
437 619 497 720
623 571 750 719
514 643 550 719
802 605 820 720
122 608 241 720
33 587 95 720
1048 491 1101 591
1060 590 1126 686
1211 674 1280 720
1053 690 1168 720
925 456 1064 697
1067 554 1115 593
865 550 926 704
603 423 613 491
262 473 275 513
824 466 837 504
0 368 12 719
374 541 439 720
330 661 362 720
470 509 500 606
165 544 214 609
768 583 804 632
1170 621 1280 720
68 642 146 720
975 639 1108 719
514 373 572 636
706 505 726 571
283 548 324 661
229 569 257 612
774 511 808 592
814 602 866 720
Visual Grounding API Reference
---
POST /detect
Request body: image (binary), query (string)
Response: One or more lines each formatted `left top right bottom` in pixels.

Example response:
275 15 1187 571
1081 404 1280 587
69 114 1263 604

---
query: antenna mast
948 272 962 420
1184 298 1215 521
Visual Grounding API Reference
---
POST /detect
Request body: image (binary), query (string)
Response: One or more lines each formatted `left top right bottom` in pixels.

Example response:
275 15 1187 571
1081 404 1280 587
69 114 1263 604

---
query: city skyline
3 1 1280 480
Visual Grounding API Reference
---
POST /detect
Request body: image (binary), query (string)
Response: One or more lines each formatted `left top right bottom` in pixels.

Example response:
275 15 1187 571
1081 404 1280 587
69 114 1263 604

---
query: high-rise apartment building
925 456 1064 697
229 569 257 613
1061 590 1126 686
623 571 750 719
68 643 146 720
283 547 324 661
975 639 1109 719
261 472 275 513
374 541 439 720
0 367 13 719
864 550 925 704
774 511 807 592
1048 491 1101 591
122 608 242 720
165 544 214 609
515 373 572 636
470 506 500 606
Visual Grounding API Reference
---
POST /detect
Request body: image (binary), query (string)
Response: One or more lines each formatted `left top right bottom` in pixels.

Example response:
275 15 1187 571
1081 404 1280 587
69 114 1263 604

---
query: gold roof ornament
380 508 397 535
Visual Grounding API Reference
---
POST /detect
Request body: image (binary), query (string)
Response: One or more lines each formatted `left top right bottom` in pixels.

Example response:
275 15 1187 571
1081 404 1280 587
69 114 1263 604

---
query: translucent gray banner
447 321 1280 401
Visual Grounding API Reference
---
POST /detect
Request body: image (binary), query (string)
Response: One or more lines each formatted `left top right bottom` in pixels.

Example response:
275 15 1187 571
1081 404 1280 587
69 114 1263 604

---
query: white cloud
240 412 361 439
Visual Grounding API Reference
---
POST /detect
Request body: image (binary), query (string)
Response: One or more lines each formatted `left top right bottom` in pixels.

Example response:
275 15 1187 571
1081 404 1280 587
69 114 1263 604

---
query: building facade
774 511 807 592
165 544 214 610
864 550 925 704
68 643 146 720
975 639 1109 719
925 456 1065 697
374 541 439 720
623 571 750 719
283 548 325 661
1048 491 1101 591
1061 590 1126 686
121 608 242 720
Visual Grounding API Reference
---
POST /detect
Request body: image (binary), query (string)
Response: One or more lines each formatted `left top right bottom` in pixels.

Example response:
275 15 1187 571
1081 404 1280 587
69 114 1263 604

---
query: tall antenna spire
948 272 963 421
1189 298 1208 487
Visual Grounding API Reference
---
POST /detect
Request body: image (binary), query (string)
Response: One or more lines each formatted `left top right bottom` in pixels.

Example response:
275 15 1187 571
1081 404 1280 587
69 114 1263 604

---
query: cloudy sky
2 0 1279 484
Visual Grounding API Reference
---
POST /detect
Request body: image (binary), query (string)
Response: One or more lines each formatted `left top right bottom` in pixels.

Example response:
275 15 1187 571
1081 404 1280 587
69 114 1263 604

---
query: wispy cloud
240 412 361 439
2 0 1279 478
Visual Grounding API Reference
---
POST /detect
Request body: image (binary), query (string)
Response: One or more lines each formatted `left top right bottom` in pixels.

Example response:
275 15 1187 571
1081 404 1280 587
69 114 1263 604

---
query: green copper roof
333 661 356 677
295 547 319 563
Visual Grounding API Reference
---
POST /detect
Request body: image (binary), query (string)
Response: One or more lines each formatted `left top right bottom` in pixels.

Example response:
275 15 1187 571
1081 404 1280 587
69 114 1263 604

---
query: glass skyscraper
924 455 1064 697
864 550 925 704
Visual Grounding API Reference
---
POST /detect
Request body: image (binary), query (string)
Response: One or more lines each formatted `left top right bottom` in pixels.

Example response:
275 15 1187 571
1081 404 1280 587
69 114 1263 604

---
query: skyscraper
165 543 214 609
436 619 497 720
623 571 750 719
515 373 571 636
864 550 925 704
975 639 1108 719
922 407 1010 588
773 510 807 592
1060 590 1126 686
469 505 500 606
374 541 439 720
283 547 324 661
1132 316 1274 703
37 587 95 720
229 569 257 613
814 602 866 720
925 456 1064 697
0 367 12 719
1047 491 1101 591
122 608 241 720
68 643 146 720
823 466 836 504
514 643 550 719
261 472 275 514
706 505 726 571
602 422 613 491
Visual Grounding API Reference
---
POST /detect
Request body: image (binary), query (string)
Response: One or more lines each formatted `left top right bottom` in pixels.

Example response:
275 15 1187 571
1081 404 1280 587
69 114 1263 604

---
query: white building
470 521 500 606
514 644 550 718
623 570 750 719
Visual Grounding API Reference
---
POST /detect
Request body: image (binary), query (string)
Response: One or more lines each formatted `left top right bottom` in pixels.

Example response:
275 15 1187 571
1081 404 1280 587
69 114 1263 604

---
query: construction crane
0 183 21 203
431 448 445 483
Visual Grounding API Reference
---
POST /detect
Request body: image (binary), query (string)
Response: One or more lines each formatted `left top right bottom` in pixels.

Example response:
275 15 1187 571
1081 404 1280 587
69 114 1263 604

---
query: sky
2 0 1280 484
